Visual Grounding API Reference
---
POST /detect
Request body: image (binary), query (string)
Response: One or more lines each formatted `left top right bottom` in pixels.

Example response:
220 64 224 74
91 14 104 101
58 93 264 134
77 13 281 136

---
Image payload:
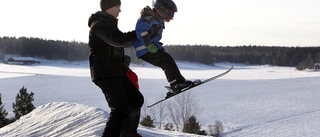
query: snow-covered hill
0 102 205 137
0 102 106 137
1 59 320 136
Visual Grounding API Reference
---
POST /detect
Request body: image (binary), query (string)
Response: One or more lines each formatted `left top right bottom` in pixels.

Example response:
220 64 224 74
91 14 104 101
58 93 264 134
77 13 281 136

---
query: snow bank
0 102 107 137
1 61 320 136
0 102 207 137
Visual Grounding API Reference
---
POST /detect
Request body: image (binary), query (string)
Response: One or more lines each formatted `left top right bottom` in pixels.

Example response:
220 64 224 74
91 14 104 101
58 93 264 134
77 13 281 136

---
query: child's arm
135 18 157 46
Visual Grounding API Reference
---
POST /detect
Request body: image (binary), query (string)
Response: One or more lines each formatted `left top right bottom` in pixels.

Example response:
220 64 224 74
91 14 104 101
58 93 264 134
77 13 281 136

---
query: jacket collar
88 11 118 27
140 6 163 23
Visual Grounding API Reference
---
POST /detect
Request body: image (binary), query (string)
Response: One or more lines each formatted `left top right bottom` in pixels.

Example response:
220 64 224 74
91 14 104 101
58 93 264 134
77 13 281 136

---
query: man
88 0 144 136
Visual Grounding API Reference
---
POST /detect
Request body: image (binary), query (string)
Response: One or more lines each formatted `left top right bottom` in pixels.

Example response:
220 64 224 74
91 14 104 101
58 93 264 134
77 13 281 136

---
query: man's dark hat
100 0 121 11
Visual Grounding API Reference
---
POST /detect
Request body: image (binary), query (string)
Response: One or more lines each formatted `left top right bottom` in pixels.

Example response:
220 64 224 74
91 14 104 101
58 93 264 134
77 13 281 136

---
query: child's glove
146 43 159 53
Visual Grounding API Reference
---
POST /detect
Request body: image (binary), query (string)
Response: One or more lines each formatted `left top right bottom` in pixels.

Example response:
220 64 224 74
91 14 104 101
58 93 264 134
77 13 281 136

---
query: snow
0 102 203 137
0 102 107 137
0 59 320 136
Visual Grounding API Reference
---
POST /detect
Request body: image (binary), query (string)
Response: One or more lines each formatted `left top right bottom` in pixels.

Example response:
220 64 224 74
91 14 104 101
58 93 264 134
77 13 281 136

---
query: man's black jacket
88 11 136 81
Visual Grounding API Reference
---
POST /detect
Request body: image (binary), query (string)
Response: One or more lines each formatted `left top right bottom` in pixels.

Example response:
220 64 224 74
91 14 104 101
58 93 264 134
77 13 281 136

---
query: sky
0 0 320 47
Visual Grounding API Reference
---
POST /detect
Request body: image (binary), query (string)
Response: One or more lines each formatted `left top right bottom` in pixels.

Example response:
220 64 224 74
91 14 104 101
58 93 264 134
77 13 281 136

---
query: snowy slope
0 102 206 137
0 102 106 137
1 59 320 136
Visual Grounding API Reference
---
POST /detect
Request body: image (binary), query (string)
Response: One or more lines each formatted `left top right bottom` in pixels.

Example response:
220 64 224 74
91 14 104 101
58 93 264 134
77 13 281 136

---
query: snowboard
147 66 234 108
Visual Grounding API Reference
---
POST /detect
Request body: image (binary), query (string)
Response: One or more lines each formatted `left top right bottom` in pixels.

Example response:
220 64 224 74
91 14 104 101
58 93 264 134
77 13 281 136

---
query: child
133 0 193 96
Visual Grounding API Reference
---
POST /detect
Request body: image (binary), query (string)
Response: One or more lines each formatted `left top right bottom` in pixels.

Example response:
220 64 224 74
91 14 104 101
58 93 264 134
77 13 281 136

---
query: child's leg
140 51 184 85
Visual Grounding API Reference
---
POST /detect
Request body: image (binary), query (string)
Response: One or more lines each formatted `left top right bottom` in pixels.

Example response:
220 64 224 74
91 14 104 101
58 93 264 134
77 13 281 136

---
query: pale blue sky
1 0 319 46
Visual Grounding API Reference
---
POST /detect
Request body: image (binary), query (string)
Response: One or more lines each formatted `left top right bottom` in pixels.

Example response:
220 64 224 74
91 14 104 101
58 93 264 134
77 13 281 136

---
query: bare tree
167 101 181 131
167 91 200 131
155 102 167 129
208 120 224 137
141 98 148 119
149 98 167 129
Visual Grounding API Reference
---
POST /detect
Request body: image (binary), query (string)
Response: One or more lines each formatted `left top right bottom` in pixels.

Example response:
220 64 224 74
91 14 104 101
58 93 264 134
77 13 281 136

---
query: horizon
1 36 319 48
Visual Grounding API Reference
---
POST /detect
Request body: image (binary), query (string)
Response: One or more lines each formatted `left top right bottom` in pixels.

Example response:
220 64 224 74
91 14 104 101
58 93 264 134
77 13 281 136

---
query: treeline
126 45 320 70
1 37 320 70
166 45 320 70
0 37 88 61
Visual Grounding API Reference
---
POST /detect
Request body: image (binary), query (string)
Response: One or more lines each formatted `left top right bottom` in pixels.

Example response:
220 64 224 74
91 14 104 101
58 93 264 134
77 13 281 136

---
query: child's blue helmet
153 0 177 22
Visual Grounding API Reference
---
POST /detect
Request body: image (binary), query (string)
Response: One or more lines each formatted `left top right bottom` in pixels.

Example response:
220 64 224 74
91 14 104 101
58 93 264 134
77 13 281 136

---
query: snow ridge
0 102 206 137
0 102 107 137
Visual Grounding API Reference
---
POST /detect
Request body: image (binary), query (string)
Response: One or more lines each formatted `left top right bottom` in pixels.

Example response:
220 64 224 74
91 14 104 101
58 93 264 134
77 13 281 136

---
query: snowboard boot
172 79 194 91
167 79 194 97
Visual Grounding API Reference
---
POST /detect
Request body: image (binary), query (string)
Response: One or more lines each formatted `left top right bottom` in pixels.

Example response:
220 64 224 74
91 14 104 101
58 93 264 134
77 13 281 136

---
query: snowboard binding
165 79 201 98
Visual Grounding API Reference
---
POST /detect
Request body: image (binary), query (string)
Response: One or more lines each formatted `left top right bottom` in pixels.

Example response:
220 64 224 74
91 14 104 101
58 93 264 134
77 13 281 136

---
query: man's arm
94 29 134 48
